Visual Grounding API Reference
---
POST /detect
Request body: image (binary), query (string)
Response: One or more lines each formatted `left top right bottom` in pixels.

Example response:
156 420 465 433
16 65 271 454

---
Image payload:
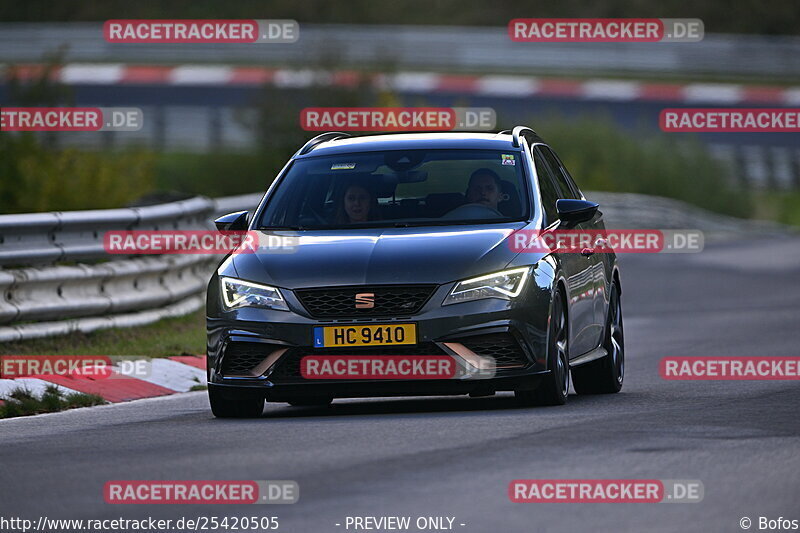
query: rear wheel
209 387 264 418
515 289 569 406
572 281 624 394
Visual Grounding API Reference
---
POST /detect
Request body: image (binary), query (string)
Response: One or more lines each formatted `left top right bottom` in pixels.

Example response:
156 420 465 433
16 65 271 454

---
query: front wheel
572 281 624 394
515 289 569 406
209 387 264 418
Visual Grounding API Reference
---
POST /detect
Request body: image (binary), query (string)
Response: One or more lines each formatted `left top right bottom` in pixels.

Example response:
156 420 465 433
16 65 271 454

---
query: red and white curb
3 63 799 105
0 355 206 404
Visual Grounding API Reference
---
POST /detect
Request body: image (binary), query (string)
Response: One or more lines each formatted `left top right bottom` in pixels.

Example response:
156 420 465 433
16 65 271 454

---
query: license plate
313 324 417 348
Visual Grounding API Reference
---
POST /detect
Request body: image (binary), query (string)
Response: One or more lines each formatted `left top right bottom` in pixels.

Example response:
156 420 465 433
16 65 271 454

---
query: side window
532 147 560 225
540 146 580 200
553 151 583 199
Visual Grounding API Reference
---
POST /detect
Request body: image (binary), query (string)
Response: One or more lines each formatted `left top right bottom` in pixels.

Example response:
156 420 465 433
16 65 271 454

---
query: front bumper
207 281 553 401
208 374 549 402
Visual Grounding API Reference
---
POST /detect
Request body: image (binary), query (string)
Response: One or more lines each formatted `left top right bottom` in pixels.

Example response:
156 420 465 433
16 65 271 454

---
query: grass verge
753 192 800 227
0 385 105 419
0 310 205 356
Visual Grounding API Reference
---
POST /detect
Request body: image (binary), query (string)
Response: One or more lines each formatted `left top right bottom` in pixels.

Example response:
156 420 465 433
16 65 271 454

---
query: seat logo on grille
355 293 375 309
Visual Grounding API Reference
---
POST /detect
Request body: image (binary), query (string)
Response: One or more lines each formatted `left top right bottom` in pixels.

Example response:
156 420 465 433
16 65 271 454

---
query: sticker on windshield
501 154 516 166
331 162 356 170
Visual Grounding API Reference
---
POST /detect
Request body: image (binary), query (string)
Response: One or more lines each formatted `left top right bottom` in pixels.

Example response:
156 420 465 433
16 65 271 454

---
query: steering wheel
442 202 504 219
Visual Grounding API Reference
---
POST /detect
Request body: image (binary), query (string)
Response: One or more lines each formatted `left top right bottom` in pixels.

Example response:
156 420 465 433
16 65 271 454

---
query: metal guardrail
1 23 799 80
0 255 213 324
0 196 215 267
0 193 263 342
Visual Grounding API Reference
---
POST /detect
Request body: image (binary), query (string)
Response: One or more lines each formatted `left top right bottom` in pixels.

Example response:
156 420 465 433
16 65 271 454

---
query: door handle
580 248 595 257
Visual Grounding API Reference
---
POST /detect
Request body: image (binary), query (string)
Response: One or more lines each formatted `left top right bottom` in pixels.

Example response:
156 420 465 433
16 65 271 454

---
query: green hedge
1 118 752 220
0 133 155 214
532 116 752 218
153 151 272 198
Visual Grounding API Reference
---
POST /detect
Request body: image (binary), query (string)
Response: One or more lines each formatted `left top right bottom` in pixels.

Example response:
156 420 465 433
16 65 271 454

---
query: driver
465 168 501 211
335 181 381 224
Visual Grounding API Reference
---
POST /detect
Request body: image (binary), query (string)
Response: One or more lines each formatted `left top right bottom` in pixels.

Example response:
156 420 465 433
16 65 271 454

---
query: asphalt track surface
1 236 799 532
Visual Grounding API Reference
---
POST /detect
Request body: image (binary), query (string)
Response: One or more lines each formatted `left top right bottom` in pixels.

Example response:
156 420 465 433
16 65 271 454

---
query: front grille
269 342 447 381
458 333 529 368
221 342 273 376
295 285 437 318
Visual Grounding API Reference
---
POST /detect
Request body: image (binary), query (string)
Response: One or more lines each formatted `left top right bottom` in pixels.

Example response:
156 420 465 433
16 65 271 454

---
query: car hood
230 223 530 288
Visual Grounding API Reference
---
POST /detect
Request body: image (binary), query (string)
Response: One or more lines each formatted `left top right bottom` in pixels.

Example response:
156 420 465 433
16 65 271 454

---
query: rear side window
539 146 581 200
532 148 560 226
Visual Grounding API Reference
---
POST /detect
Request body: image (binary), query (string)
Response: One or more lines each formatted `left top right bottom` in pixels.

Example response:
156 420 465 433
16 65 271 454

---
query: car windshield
257 149 529 229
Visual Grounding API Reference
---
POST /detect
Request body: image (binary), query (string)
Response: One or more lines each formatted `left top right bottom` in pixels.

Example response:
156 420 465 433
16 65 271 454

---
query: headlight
220 277 289 311
443 267 531 306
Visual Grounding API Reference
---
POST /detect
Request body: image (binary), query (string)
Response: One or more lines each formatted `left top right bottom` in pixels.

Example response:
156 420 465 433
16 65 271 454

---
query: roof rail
297 132 351 155
511 126 537 147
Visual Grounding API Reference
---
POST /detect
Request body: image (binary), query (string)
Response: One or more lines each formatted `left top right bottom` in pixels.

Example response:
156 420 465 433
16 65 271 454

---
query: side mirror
556 199 599 225
214 211 249 232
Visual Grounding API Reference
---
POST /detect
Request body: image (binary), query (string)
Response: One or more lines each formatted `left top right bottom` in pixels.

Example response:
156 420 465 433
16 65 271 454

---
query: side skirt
569 346 608 368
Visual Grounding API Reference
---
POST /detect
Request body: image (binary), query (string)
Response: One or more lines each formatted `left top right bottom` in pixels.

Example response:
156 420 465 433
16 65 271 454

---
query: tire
288 396 333 407
572 281 624 394
209 387 264 418
515 289 569 406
